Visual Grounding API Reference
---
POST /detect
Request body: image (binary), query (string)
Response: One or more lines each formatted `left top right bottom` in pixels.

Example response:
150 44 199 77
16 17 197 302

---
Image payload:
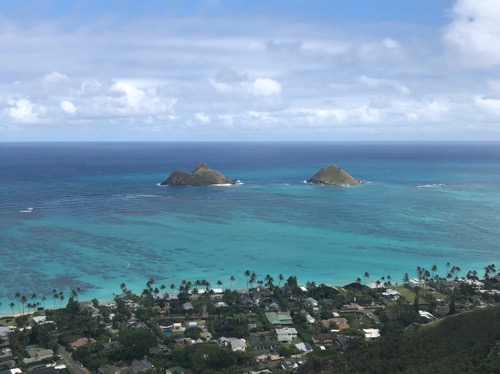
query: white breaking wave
417 183 446 189
20 207 33 213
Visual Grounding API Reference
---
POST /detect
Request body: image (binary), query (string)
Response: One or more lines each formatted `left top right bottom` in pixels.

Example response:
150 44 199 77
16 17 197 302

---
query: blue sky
1 0 500 141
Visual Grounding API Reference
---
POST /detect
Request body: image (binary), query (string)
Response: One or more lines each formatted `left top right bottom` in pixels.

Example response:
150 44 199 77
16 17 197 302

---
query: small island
161 163 237 186
307 164 361 186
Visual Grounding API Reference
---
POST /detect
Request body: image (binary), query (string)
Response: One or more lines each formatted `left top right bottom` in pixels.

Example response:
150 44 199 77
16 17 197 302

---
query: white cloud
208 78 234 93
219 114 234 125
195 112 210 124
383 38 400 49
60 100 77 115
475 96 500 116
105 81 177 116
246 78 282 97
443 0 500 67
6 98 45 123
358 75 410 95
43 72 69 85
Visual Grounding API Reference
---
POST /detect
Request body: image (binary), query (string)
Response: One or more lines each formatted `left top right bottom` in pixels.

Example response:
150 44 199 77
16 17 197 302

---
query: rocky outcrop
307 164 360 186
161 163 237 186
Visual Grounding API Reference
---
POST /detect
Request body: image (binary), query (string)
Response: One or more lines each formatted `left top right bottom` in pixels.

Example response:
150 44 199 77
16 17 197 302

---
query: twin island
161 163 361 186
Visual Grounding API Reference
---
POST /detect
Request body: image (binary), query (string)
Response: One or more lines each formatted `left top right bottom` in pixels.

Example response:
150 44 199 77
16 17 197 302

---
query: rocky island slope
161 163 237 186
307 164 361 186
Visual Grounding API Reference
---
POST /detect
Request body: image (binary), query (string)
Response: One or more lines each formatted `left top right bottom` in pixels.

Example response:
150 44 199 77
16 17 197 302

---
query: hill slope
161 163 236 186
307 164 360 186
299 306 500 374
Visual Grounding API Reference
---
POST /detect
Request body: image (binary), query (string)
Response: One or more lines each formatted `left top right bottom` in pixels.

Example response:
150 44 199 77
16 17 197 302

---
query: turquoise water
1 142 499 314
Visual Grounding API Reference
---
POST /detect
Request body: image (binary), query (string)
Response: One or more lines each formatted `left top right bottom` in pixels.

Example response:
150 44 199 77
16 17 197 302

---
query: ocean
1 142 499 313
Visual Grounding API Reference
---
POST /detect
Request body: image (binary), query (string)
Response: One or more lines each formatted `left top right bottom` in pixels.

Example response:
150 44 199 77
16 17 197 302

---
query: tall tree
9 302 15 316
20 295 27 315
363 272 370 285
278 274 284 287
229 276 235 290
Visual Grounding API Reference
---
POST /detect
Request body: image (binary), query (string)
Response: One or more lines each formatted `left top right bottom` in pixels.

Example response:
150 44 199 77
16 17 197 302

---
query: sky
1 0 500 141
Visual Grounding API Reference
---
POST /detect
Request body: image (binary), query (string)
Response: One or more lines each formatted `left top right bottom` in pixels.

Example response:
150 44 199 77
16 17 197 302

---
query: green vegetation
307 164 360 185
161 163 236 186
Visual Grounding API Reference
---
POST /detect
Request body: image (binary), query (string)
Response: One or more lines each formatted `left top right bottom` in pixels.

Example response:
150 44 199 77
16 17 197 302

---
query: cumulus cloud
443 0 500 67
43 72 69 85
103 81 177 116
195 112 211 124
246 77 282 97
60 100 77 115
382 38 400 49
358 38 403 60
475 96 500 116
358 75 410 95
6 98 45 123
219 114 234 126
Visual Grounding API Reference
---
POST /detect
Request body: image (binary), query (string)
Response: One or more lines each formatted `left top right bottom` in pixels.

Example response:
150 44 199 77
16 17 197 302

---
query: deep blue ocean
1 142 499 313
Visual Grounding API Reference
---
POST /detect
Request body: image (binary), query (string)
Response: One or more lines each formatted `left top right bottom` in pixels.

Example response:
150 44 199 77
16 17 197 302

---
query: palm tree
244 270 251 289
20 295 27 315
14 292 21 314
363 272 370 285
431 264 438 279
249 272 257 289
41 296 47 309
278 274 284 287
216 280 223 288
264 274 274 289
229 276 235 290
9 302 15 316
58 291 64 308
170 283 176 293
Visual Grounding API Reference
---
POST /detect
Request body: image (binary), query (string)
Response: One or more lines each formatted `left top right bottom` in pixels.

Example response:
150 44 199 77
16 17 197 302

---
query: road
57 345 91 374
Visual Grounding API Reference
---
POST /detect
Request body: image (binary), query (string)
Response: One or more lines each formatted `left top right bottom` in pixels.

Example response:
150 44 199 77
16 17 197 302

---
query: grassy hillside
299 306 500 374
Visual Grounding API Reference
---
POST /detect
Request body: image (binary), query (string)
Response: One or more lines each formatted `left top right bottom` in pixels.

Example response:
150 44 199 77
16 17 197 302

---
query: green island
306 164 361 186
1 263 499 374
160 164 237 186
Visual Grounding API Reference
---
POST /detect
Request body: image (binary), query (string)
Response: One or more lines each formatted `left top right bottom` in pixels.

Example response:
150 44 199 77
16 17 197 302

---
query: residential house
312 333 333 346
23 348 54 364
0 326 13 337
71 337 97 350
306 297 319 308
381 289 401 300
248 333 277 354
322 317 349 330
295 342 313 353
80 301 102 318
123 359 153 374
182 302 194 311
98 300 117 308
305 314 316 324
363 329 381 339
265 312 293 326
240 294 256 308
218 337 247 352
275 327 298 343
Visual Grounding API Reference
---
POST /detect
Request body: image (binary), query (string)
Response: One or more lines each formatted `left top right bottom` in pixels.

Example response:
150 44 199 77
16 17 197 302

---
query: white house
305 314 316 324
275 327 298 343
218 337 247 352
